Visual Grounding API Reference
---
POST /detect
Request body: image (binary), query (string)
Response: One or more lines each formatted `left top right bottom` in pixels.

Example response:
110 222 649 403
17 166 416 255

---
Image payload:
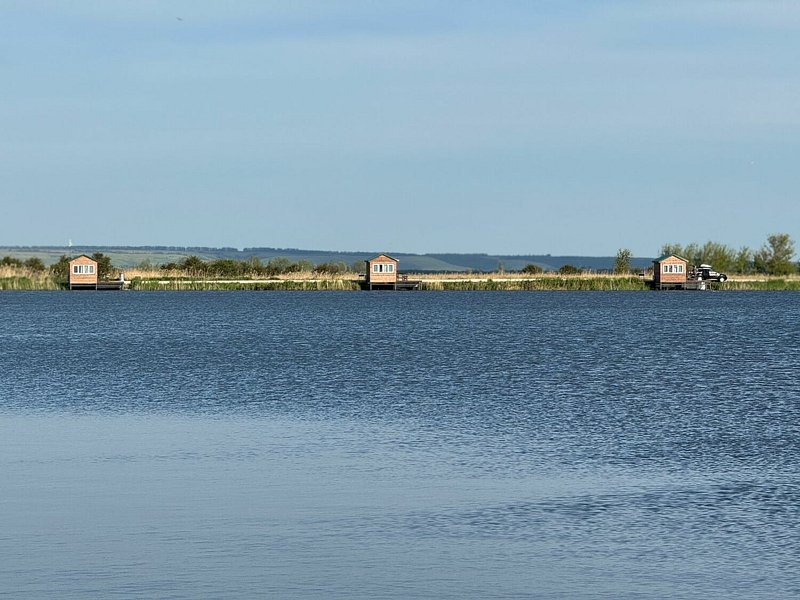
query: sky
1 1 799 256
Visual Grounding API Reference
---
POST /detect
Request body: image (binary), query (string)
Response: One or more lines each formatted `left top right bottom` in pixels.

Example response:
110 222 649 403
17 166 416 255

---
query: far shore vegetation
1 233 799 291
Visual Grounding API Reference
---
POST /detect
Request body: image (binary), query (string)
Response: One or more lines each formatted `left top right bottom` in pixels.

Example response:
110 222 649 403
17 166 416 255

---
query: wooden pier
359 274 420 291
69 280 126 291
648 279 709 291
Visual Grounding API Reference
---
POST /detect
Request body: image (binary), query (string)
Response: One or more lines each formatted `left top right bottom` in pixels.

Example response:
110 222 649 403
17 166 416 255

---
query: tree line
1 253 118 280
3 253 361 279
159 256 354 277
4 235 797 280
659 233 796 276
155 237 798 278
1 256 46 271
604 233 796 276
521 233 797 276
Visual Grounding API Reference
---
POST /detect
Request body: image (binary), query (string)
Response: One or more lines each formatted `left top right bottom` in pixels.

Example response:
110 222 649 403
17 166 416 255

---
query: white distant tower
68 239 73 248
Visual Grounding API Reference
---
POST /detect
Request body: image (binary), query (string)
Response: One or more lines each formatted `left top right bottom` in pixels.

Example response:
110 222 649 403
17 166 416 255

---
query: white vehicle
693 264 728 282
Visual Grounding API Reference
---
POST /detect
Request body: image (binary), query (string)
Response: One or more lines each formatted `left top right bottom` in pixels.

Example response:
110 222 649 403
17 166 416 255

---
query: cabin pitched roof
653 253 687 263
69 254 97 263
366 254 398 262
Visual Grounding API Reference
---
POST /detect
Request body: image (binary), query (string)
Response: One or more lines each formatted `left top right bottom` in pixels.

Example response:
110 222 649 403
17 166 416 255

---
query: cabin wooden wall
68 256 99 286
367 255 399 284
654 256 688 284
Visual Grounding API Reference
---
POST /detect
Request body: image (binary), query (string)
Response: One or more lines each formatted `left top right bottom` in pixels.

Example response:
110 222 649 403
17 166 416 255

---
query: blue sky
1 1 798 255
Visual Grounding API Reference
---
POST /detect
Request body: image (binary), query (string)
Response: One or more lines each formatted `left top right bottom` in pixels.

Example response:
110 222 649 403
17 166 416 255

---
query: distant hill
0 246 655 272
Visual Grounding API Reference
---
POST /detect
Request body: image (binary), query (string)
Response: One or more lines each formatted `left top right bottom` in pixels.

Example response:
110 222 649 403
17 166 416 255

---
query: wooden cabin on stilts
67 255 125 290
360 254 419 290
68 255 99 290
651 254 707 290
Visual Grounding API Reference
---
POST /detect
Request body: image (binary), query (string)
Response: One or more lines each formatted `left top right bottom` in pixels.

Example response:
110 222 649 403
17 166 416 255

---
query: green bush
521 264 544 274
24 258 46 272
558 264 582 275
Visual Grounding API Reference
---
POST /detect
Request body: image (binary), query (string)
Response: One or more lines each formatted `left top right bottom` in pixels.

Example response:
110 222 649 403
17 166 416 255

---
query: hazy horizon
0 241 655 260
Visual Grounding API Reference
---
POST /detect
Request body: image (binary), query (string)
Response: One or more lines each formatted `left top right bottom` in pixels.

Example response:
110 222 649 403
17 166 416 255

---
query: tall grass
0 266 61 290
3 262 800 292
124 267 359 281
721 278 800 291
420 276 649 291
130 278 360 291
417 272 800 291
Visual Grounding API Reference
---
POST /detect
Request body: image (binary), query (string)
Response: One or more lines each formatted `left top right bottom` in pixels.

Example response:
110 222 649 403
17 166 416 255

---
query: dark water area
1 291 799 599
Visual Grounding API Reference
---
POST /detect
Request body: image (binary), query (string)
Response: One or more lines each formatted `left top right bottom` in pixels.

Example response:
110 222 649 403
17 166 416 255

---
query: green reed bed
0 276 61 291
129 278 361 291
420 277 650 291
9 275 795 292
720 279 800 291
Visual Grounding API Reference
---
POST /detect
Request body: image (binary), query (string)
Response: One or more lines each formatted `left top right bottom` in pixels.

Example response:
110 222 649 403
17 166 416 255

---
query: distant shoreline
0 245 654 273
3 273 800 292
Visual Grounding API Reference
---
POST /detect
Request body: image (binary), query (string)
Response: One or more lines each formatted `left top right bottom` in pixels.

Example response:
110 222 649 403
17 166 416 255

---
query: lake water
1 291 799 599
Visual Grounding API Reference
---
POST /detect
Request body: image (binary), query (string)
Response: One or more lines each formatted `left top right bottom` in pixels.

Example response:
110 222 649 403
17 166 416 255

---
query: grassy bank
0 277 62 291
720 278 800 291
419 276 649 291
129 278 361 291
2 263 800 291
129 273 800 291
0 266 61 290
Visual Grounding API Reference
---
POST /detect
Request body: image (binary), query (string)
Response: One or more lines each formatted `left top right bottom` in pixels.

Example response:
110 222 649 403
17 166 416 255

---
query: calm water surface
1 291 799 599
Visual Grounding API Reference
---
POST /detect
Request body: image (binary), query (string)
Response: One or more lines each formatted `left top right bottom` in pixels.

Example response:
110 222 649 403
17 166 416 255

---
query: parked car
694 264 728 282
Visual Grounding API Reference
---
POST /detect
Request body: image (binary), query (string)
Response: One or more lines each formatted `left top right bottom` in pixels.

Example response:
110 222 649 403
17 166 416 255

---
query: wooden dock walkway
70 281 126 291
358 274 420 291
649 279 711 291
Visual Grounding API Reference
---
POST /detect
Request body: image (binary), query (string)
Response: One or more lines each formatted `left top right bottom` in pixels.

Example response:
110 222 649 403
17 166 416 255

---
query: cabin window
662 264 684 274
72 264 96 275
372 263 395 273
